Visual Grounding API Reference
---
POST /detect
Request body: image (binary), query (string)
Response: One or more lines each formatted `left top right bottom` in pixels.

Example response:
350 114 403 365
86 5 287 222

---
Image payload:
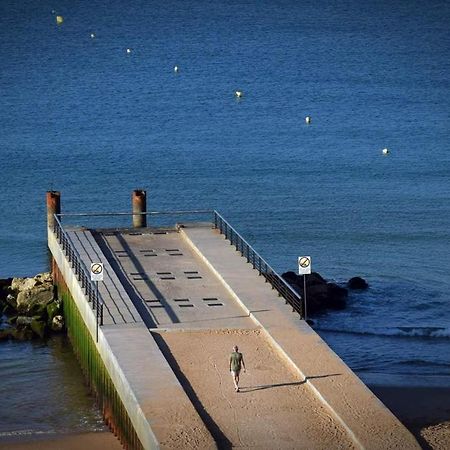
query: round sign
299 257 311 268
91 263 103 275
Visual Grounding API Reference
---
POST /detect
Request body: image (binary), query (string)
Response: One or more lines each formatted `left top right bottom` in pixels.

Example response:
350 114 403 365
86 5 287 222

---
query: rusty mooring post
46 191 61 230
132 189 147 228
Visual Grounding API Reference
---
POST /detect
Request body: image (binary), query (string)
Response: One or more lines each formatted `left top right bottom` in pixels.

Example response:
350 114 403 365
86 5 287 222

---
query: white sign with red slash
298 256 312 275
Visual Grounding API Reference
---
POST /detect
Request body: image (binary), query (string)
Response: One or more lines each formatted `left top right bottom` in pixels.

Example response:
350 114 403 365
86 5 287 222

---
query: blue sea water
1 0 449 434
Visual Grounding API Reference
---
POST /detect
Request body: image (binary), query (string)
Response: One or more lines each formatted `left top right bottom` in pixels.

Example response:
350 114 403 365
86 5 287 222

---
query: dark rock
0 328 13 341
12 328 35 341
16 284 54 315
282 271 348 314
326 283 348 309
46 301 61 325
16 316 33 327
281 271 298 284
51 315 64 332
0 278 12 302
347 276 369 290
7 316 17 325
31 319 47 339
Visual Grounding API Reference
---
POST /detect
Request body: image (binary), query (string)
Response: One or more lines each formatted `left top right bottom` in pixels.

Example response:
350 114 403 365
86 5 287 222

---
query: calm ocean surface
1 0 449 435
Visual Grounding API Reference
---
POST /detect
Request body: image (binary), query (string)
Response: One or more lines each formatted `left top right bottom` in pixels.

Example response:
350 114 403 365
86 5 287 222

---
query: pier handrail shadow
239 373 342 393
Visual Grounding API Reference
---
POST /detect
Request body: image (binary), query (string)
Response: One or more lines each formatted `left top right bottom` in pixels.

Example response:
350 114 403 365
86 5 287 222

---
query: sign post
298 256 312 321
90 263 104 342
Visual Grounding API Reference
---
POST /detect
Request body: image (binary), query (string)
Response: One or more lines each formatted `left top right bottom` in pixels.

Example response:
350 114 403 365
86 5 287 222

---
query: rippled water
0 336 105 436
0 0 449 435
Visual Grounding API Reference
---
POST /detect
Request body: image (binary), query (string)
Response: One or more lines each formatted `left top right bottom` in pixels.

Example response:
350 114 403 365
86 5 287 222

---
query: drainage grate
160 276 175 280
115 250 128 253
144 299 165 308
117 254 130 258
203 298 219 302
157 272 172 275
179 304 194 308
130 272 146 276
187 275 202 279
207 303 224 307
173 298 190 303
139 249 155 252
128 232 142 236
133 276 149 280
153 231 167 235
184 271 199 274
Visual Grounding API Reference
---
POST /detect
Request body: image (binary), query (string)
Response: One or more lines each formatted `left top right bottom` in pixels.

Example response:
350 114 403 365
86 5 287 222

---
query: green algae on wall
56 272 144 450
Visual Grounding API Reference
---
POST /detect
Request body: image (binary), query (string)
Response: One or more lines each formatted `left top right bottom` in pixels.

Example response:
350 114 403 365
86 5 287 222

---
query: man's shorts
231 370 240 377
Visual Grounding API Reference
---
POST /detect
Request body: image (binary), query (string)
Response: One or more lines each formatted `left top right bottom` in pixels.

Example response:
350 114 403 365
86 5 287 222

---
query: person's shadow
239 373 341 393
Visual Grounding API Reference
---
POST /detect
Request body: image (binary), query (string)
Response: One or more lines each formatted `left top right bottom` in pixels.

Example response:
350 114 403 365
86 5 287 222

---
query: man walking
229 345 246 392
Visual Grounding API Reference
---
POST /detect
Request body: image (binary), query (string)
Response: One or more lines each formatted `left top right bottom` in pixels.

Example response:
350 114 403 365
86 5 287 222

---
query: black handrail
213 211 304 319
52 215 104 333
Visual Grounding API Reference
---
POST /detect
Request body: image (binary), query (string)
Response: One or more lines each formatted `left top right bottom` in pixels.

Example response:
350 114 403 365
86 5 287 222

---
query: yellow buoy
56 15 64 25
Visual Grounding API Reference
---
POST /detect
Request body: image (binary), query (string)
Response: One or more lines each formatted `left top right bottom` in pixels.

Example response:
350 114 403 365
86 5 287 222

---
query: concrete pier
48 207 421 449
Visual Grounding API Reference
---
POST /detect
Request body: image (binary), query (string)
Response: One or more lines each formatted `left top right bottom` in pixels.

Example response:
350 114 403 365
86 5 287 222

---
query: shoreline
370 385 450 450
0 431 122 450
0 385 448 449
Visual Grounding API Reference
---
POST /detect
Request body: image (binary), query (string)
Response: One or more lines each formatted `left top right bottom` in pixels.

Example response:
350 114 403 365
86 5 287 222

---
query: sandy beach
0 431 122 450
371 386 450 450
0 381 448 450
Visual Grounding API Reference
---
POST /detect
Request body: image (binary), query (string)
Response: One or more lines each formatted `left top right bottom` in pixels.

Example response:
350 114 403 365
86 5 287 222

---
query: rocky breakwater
281 271 368 315
0 273 64 340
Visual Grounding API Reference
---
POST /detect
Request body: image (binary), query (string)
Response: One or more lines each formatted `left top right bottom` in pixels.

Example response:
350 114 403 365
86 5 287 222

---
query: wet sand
0 431 123 450
371 386 450 450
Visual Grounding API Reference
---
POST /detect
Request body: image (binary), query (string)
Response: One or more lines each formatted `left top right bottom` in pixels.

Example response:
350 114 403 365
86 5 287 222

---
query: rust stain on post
46 191 61 230
132 189 147 228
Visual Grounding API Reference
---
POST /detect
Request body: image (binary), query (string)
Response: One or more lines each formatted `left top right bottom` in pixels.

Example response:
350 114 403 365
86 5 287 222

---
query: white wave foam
316 326 450 339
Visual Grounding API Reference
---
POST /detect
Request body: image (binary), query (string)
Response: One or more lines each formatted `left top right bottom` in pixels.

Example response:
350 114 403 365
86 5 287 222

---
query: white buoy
174 65 179 73
90 33 95 39
305 116 311 124
126 48 132 54
382 148 390 155
235 90 243 98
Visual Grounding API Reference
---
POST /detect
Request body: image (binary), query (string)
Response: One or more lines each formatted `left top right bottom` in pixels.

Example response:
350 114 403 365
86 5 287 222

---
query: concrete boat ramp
48 207 420 449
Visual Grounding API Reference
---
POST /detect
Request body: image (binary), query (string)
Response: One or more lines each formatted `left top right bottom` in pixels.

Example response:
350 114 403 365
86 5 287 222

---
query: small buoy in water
90 32 95 39
235 90 243 98
305 116 311 124
382 148 390 155
174 65 179 73
56 15 64 25
126 48 132 54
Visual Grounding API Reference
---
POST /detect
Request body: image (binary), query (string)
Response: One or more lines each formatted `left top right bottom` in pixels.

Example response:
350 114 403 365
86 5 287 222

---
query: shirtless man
229 345 246 392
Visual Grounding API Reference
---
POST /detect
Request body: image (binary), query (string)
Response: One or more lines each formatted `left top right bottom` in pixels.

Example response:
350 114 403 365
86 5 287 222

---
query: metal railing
213 211 304 318
52 209 303 322
53 215 104 336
